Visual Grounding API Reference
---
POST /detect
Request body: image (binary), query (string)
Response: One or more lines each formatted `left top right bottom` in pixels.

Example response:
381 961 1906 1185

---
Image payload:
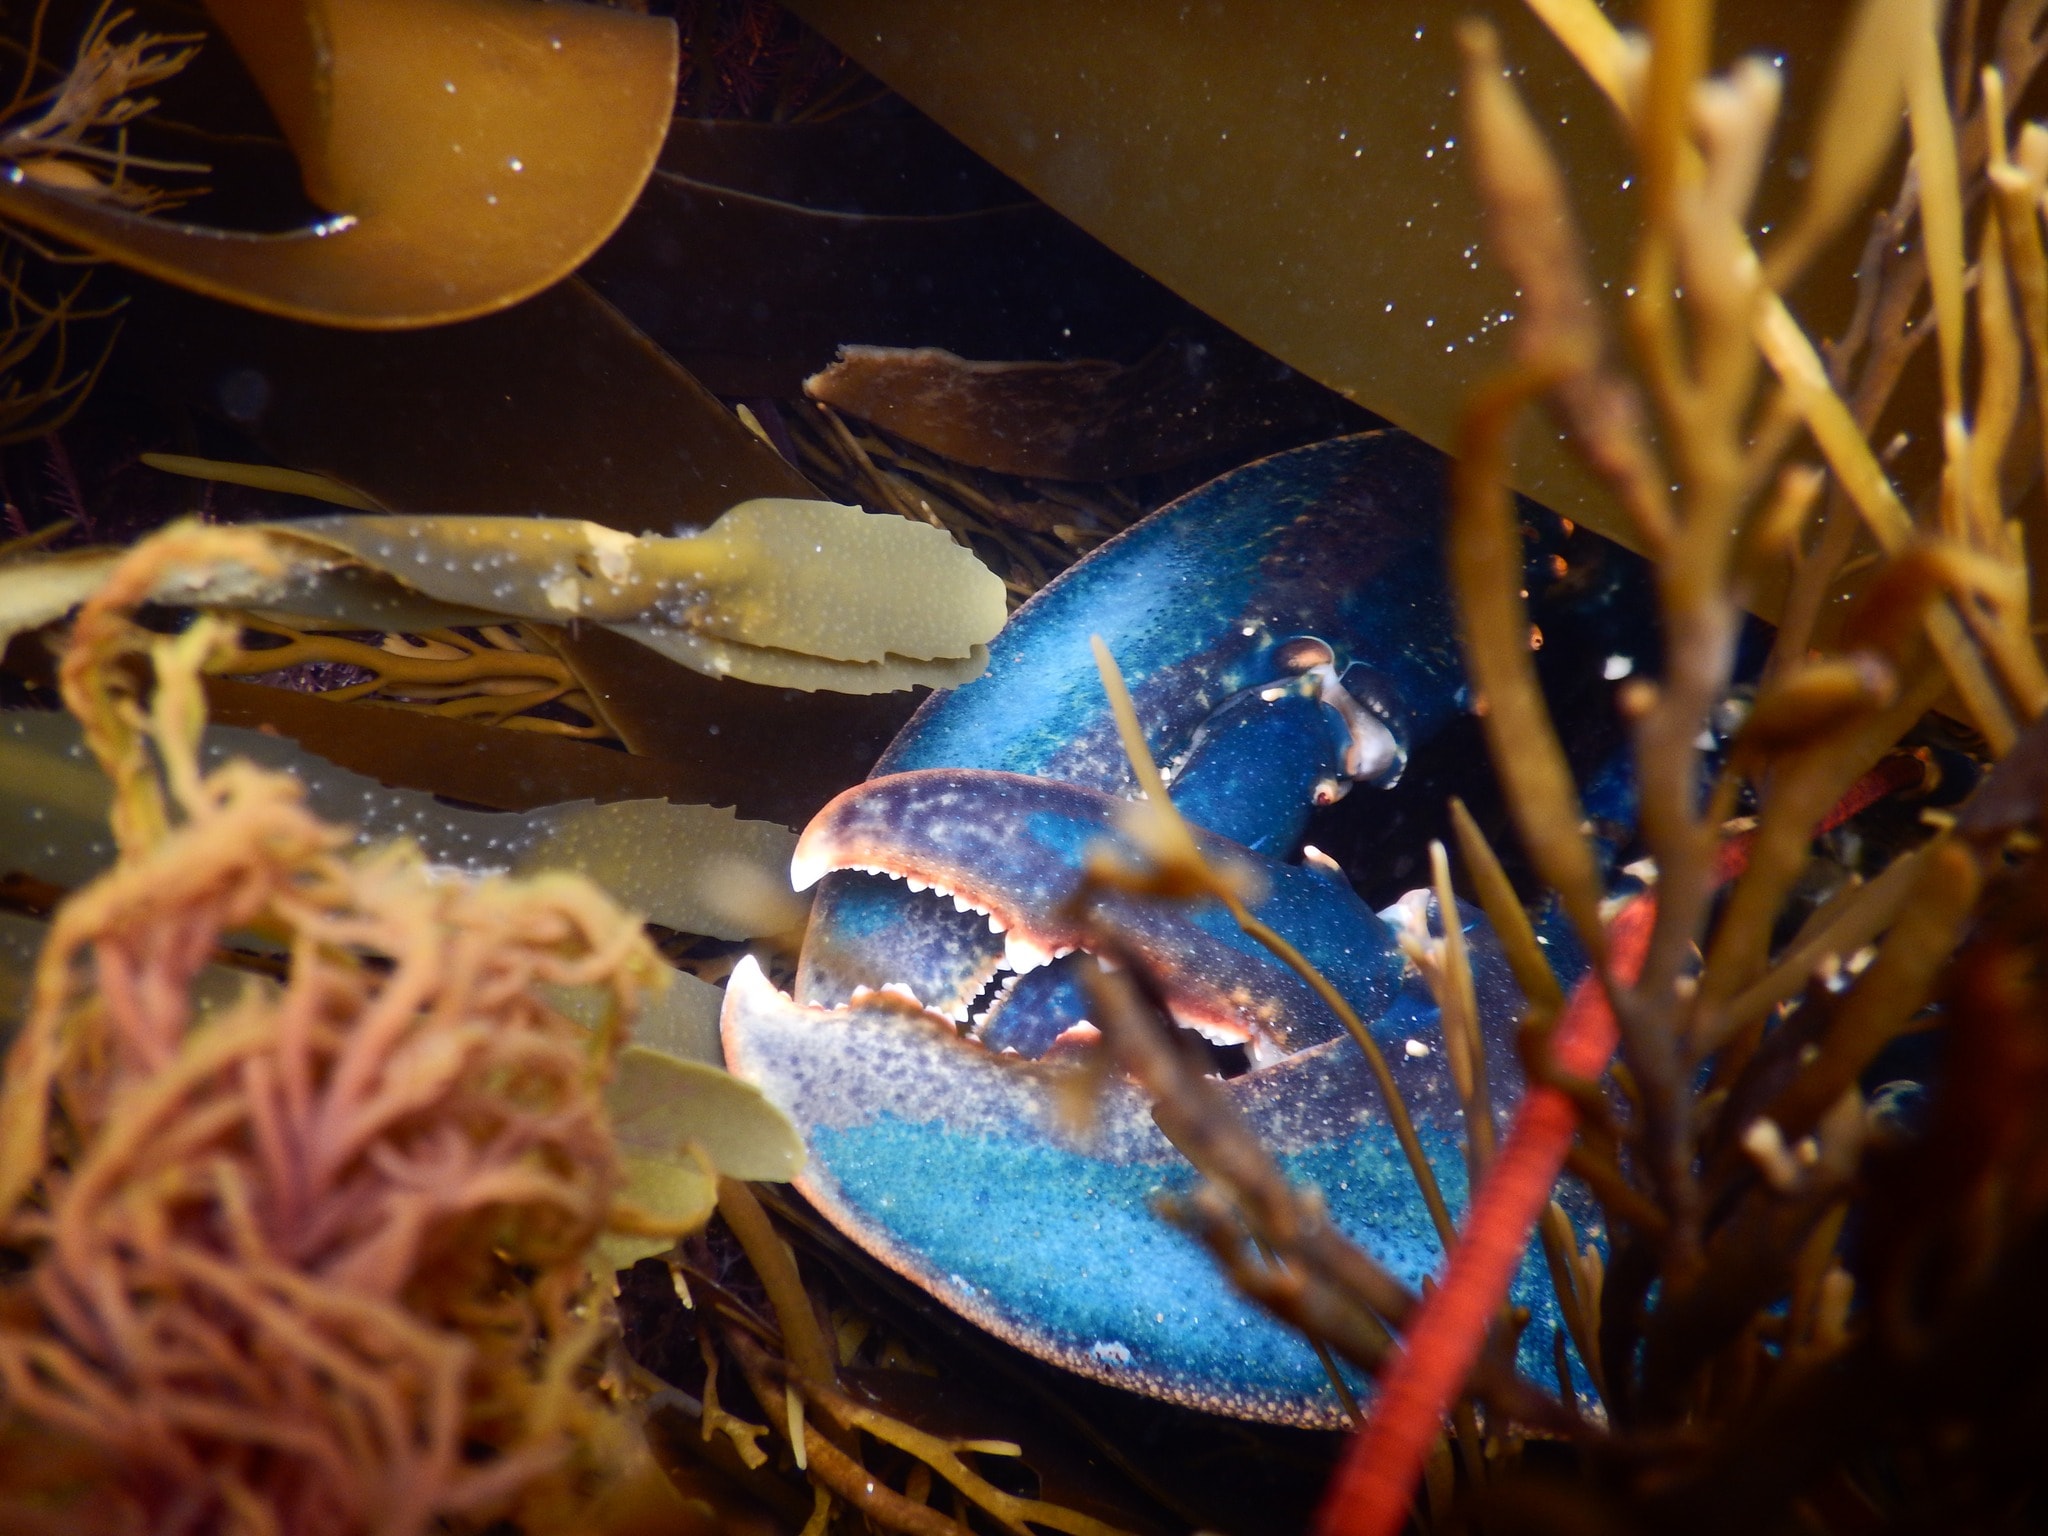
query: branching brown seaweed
617 1170 1148 1536
0 524 695 1534
1276 0 2048 1531
0 2 202 447
209 618 622 742
0 4 204 213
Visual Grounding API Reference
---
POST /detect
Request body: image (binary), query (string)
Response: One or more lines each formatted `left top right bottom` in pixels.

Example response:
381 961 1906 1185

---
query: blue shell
723 431 1629 1424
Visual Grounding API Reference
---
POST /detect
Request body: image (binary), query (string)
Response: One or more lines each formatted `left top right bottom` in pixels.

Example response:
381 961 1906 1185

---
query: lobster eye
1274 636 1336 673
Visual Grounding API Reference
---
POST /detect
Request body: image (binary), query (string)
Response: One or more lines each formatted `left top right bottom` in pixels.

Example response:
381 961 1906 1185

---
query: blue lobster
721 431 1644 1425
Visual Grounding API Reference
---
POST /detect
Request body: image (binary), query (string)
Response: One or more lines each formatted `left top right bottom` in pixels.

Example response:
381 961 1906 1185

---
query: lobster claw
724 773 1586 1425
722 874 1563 1424
791 767 1408 1060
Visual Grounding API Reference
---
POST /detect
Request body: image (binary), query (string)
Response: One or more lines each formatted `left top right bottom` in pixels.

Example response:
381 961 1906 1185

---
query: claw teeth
811 861 1012 928
1247 1032 1288 1068
1183 1016 1253 1048
848 980 928 1009
1002 931 1055 974
965 972 1024 1039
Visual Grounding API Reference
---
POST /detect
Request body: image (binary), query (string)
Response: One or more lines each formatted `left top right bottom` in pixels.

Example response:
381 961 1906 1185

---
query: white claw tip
789 846 829 892
726 953 774 1000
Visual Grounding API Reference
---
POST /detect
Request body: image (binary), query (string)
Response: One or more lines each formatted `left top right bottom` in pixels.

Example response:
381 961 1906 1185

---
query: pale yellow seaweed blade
612 623 993 694
256 514 597 619
546 969 726 1067
0 549 123 653
516 798 800 944
657 498 1010 665
630 970 728 1066
0 537 341 652
0 533 499 645
140 453 384 511
594 1147 721 1273
1 711 806 944
606 1044 805 1184
266 506 1006 692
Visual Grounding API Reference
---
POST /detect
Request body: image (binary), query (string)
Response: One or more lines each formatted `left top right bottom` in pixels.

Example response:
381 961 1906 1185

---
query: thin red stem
1312 759 1916 1536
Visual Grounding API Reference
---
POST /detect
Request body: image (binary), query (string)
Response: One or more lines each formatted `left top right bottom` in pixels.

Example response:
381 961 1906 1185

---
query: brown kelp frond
208 618 624 743
0 523 700 1534
0 1 675 331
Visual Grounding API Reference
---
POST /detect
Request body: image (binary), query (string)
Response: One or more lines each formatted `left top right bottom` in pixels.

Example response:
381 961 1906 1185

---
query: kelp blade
0 0 677 327
786 0 1850 551
0 711 799 942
